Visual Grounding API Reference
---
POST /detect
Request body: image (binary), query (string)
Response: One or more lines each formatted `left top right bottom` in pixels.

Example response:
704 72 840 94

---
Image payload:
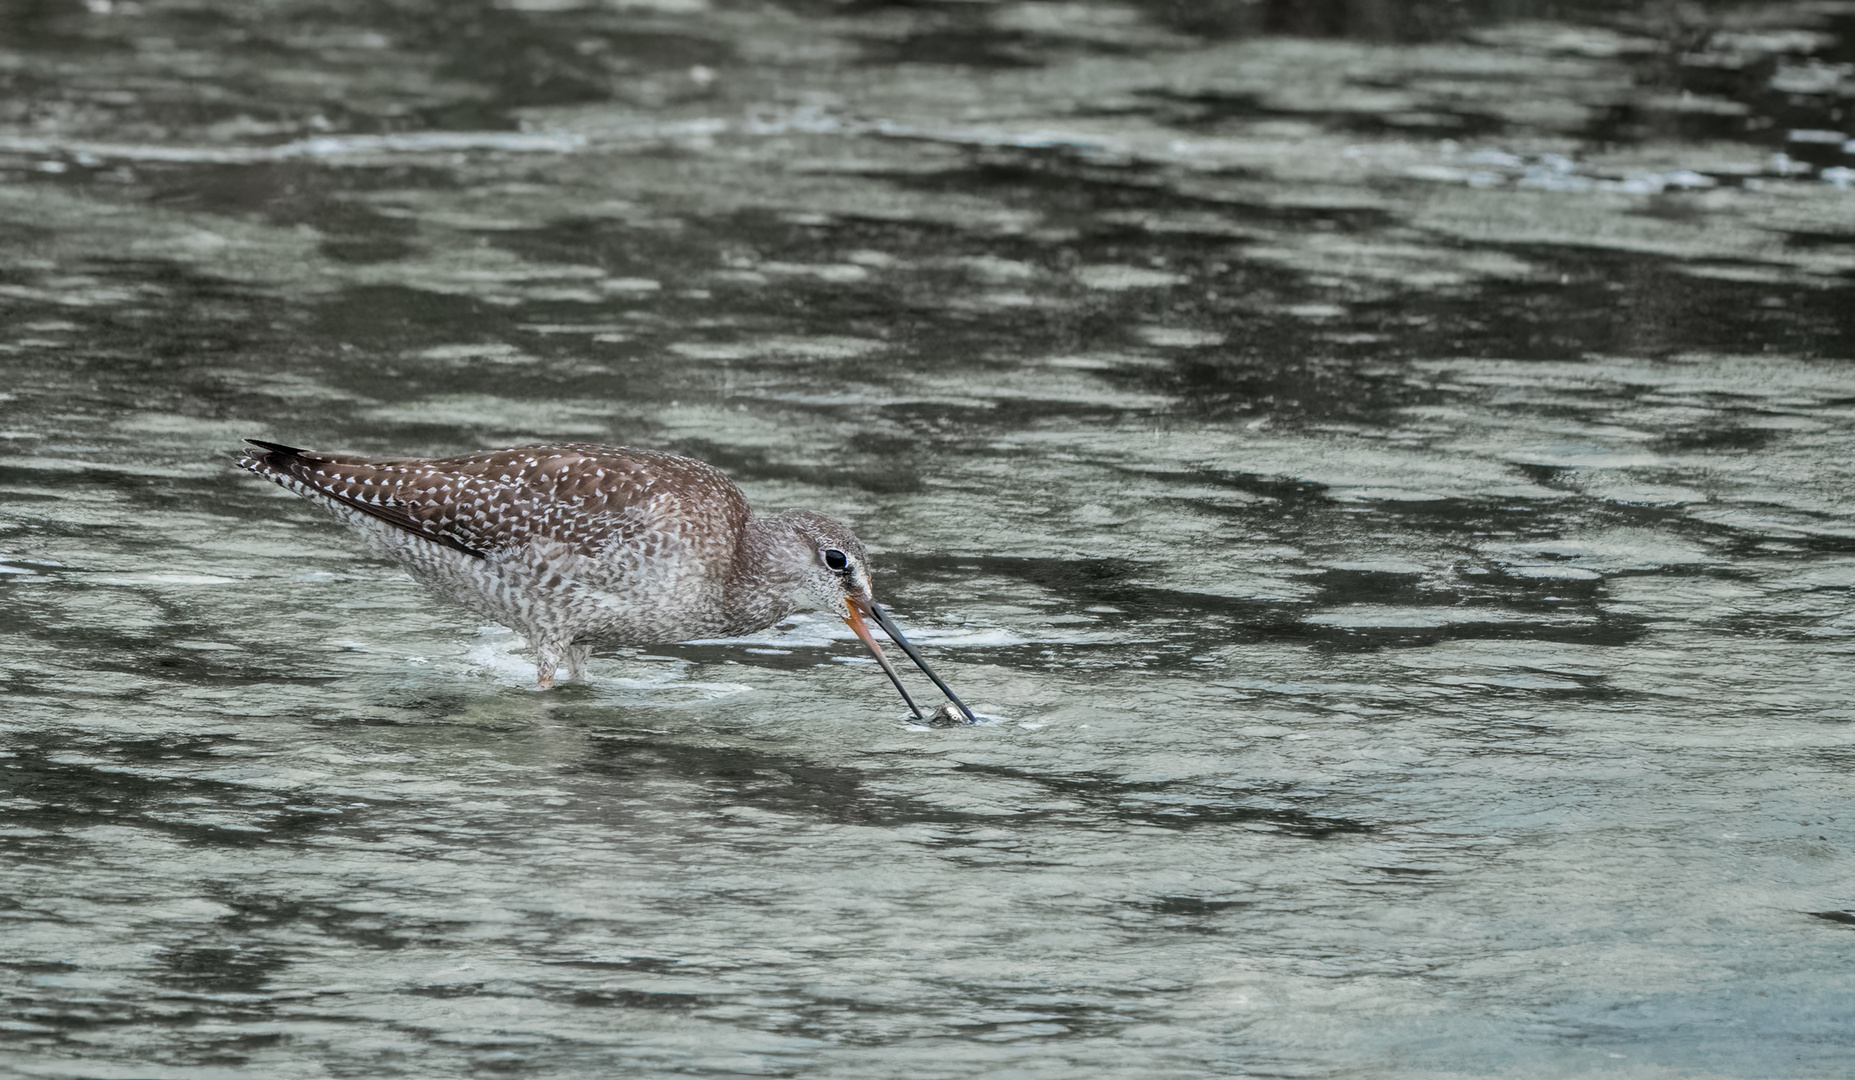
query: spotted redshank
236 440 971 720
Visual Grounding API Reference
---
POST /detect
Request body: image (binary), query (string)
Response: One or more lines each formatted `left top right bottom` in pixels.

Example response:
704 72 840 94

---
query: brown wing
236 440 749 561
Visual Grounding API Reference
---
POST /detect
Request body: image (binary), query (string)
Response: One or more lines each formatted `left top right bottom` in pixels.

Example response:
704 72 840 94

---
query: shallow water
3 1 1855 1077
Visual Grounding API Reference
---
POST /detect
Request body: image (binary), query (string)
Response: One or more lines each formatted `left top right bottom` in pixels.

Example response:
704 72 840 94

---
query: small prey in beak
844 598 973 723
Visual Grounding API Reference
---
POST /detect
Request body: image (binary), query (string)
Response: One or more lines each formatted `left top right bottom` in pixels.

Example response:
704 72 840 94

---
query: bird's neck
714 516 803 637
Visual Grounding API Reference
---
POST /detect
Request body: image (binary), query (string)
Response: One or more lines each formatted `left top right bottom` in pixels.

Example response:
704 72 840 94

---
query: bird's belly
333 509 719 644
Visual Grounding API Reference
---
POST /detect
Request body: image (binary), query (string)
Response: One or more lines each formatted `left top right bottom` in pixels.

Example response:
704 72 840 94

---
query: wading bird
237 440 971 721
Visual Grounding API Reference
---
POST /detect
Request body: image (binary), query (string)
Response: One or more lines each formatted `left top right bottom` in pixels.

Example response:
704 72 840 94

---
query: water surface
3 1 1855 1077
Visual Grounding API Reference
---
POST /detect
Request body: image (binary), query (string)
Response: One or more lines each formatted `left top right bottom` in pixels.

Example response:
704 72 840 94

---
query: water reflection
3 0 1855 1076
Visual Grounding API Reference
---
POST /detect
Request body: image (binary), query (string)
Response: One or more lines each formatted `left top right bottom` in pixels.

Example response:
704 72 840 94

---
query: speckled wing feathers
236 441 750 569
240 440 487 558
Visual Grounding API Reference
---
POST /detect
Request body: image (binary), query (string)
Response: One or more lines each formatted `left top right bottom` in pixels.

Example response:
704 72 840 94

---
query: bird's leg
562 643 591 683
535 641 561 689
533 639 591 688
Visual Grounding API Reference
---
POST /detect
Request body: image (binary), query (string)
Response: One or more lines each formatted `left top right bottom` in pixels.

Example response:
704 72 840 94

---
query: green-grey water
3 1 1855 1077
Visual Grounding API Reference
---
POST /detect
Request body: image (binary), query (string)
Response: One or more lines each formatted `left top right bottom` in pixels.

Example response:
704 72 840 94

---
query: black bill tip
866 601 973 723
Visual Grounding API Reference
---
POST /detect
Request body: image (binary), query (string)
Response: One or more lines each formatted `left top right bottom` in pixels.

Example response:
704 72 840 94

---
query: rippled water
4 1 1855 1077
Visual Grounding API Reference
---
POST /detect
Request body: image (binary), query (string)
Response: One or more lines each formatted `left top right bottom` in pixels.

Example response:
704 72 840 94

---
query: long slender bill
849 599 974 722
842 601 926 719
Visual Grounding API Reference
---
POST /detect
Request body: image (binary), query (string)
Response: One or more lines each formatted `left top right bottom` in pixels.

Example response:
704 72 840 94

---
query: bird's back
238 441 756 642
240 441 748 558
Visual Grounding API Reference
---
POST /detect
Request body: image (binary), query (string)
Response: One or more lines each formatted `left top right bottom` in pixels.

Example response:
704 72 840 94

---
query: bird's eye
822 548 849 572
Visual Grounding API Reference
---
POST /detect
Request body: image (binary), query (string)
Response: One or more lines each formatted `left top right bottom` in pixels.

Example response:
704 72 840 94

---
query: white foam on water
0 130 588 164
603 674 756 699
901 710 1010 732
92 572 239 586
461 626 756 699
1306 606 1596 629
1506 565 1604 580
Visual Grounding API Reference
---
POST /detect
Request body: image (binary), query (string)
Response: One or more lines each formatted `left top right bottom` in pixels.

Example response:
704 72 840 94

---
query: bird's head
778 510 877 618
773 509 972 723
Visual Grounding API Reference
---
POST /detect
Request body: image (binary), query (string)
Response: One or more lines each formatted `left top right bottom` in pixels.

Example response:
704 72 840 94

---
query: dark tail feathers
244 437 309 460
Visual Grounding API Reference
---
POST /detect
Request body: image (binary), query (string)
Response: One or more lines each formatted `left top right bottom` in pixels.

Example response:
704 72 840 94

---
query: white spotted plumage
237 441 873 687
